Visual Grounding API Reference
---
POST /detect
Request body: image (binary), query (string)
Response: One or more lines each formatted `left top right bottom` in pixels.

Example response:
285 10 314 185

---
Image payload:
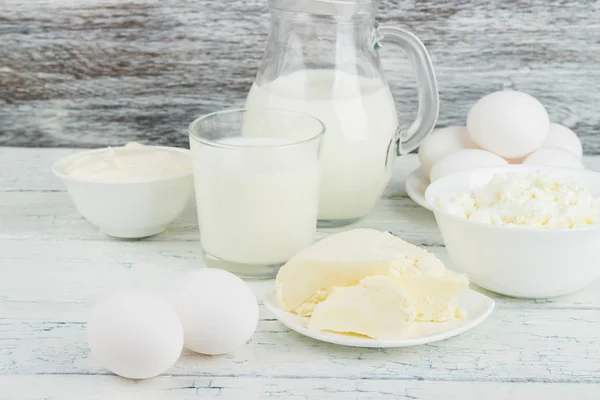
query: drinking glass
189 109 324 279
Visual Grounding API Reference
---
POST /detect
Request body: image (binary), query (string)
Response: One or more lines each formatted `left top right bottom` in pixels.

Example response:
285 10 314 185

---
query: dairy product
245 70 399 221
276 229 469 322
191 137 320 265
64 142 191 180
388 256 469 322
438 171 600 229
307 276 416 340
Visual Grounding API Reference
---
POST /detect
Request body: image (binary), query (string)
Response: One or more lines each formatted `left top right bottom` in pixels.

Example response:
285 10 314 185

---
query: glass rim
188 108 326 149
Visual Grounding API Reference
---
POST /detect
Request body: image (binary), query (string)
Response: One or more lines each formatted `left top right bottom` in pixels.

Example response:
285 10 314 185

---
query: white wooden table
2 148 600 400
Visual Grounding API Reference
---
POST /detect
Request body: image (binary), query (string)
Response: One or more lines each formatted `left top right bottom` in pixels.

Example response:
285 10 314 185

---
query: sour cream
64 142 191 181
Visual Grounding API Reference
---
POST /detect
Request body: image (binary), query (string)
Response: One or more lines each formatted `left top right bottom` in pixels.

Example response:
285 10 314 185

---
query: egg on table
522 147 584 169
467 90 550 159
430 149 509 182
418 126 475 177
541 123 583 157
163 268 259 355
86 290 184 380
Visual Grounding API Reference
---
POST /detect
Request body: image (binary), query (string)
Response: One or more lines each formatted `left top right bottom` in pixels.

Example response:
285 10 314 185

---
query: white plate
406 167 432 211
264 289 495 348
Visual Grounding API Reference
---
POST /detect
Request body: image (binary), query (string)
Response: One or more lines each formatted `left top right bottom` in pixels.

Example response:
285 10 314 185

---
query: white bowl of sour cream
53 142 194 238
425 165 600 298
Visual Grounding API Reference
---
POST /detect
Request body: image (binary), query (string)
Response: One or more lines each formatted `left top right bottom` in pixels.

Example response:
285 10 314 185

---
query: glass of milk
188 109 324 279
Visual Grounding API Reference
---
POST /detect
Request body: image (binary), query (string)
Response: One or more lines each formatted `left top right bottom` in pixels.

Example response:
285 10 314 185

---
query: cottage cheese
439 171 600 229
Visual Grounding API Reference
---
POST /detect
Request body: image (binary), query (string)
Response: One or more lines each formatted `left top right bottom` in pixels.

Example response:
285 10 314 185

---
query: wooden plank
2 238 600 311
1 307 599 382
1 375 599 400
3 148 600 194
0 192 442 244
0 148 69 192
0 147 420 193
3 149 600 395
1 0 599 148
3 148 600 195
0 149 441 245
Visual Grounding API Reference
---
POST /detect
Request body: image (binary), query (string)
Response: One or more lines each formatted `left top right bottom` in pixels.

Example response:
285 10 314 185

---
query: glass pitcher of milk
245 0 439 226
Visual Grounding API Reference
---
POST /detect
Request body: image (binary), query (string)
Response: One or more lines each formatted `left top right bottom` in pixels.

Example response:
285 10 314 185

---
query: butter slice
388 257 469 322
276 229 469 322
307 276 416 340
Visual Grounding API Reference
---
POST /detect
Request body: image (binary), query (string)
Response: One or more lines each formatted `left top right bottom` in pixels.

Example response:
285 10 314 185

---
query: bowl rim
424 164 600 233
52 145 193 184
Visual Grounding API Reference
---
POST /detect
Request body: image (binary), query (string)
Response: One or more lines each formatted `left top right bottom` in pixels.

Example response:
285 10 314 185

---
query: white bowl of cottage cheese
425 165 600 298
53 143 194 238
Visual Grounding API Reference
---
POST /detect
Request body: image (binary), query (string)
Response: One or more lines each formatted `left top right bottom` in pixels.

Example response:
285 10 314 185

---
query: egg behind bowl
163 268 259 355
542 123 583 157
86 291 184 380
418 126 475 177
523 147 584 169
467 90 549 159
430 149 509 182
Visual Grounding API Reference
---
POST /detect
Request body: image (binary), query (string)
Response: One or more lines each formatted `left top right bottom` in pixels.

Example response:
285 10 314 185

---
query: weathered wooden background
1 0 599 149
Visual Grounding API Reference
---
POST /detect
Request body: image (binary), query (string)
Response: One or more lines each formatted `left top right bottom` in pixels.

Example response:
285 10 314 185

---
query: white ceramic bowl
53 147 194 239
425 165 600 298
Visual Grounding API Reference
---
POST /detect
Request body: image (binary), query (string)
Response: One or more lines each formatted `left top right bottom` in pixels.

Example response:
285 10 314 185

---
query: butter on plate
275 229 469 339
308 276 416 340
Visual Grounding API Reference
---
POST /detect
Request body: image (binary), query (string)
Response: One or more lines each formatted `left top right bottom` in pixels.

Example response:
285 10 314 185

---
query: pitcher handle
378 25 439 155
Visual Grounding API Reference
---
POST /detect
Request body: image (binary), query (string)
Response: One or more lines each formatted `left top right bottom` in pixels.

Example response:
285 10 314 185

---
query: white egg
430 149 509 182
522 147 584 169
467 90 549 158
163 268 259 355
418 126 475 176
86 291 184 380
541 123 583 157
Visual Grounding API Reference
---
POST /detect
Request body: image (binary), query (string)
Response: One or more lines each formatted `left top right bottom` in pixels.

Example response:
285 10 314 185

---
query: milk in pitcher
245 70 399 223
